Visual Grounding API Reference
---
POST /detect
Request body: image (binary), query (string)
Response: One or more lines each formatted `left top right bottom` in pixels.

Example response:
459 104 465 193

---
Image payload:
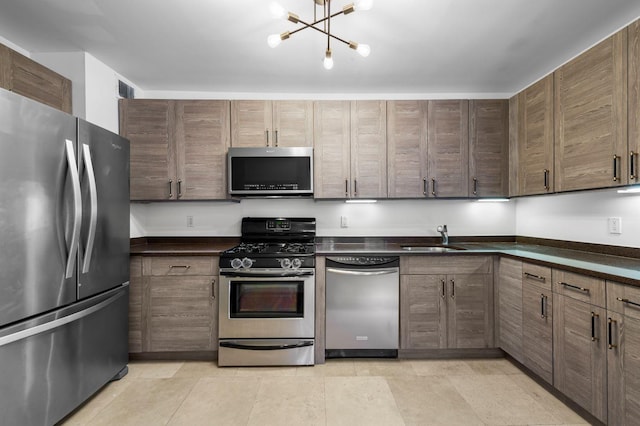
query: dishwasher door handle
326 268 398 276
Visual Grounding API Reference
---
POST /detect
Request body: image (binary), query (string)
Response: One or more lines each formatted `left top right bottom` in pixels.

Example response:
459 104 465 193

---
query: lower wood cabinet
607 281 640 425
129 255 218 353
553 270 607 423
400 256 493 350
522 263 553 384
497 257 523 362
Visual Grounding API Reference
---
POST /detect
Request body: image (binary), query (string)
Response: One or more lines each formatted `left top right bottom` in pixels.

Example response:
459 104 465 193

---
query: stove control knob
291 258 302 269
231 258 243 269
280 258 292 269
241 257 253 269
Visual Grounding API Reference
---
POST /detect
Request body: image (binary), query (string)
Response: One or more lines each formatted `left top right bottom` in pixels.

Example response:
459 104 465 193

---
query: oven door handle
220 270 314 278
219 341 314 351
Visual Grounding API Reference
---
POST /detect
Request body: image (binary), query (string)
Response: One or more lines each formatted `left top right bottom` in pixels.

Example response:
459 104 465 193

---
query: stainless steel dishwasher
325 256 399 358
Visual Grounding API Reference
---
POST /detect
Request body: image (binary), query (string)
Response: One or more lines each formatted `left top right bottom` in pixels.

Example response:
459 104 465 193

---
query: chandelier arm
290 19 351 46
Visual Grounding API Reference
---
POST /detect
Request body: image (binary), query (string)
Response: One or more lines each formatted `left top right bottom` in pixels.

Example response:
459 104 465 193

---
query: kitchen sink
400 245 465 252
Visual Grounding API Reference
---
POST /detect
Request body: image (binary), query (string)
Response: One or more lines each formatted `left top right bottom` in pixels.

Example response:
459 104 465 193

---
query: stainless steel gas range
218 217 316 366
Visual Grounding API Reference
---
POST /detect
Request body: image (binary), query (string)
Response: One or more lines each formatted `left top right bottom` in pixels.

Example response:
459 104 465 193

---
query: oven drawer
218 339 314 366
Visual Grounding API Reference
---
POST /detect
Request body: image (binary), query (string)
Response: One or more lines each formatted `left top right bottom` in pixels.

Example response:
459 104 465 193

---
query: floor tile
173 360 239 377
247 376 325 426
62 378 132 425
387 375 484 425
126 360 185 378
464 358 522 375
83 378 197 426
168 377 259 426
354 359 417 377
296 359 357 377
234 366 298 377
449 374 559 425
325 376 405 426
410 359 476 376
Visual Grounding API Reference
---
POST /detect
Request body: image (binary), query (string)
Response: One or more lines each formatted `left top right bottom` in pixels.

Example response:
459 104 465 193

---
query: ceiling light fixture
268 0 372 70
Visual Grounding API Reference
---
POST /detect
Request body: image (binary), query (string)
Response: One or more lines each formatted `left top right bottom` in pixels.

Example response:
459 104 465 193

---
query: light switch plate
608 217 622 234
340 215 348 228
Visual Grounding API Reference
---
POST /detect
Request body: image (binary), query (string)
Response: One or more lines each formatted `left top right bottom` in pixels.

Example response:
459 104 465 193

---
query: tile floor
60 358 591 426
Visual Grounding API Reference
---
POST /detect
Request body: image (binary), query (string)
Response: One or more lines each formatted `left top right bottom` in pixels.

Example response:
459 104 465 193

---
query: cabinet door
554 30 627 191
387 100 428 198
129 256 143 353
447 274 492 348
497 258 523 362
553 294 607 422
469 100 509 197
272 100 313 147
607 281 640 425
175 100 230 200
400 275 446 349
145 256 216 352
313 101 351 198
0 44 9 90
351 100 387 198
628 20 640 185
8 49 72 113
522 284 553 384
427 100 469 197
519 75 554 195
508 94 521 197
120 99 176 200
230 100 272 147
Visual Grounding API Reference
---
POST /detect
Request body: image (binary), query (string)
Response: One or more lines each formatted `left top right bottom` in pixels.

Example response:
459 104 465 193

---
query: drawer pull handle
169 265 191 270
540 294 547 319
591 311 599 342
559 282 589 293
524 272 546 282
608 317 617 350
211 279 216 299
440 279 446 299
617 297 640 308
450 279 455 299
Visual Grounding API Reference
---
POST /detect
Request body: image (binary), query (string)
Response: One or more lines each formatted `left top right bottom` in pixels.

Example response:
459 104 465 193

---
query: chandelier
267 0 373 70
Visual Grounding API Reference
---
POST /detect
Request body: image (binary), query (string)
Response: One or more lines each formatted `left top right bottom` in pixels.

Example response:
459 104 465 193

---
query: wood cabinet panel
447 274 493 348
313 101 351 198
607 280 640 318
175 100 230 200
401 255 492 275
519 75 554 195
552 269 606 308
400 274 446 349
554 30 627 191
148 256 215 276
272 100 314 147
0 44 9 90
350 100 387 198
508 94 521 197
522 279 553 384
387 100 428 198
120 100 175 200
129 256 143 353
628 20 640 185
230 100 271 147
427 100 469 197
553 294 607 422
522 262 552 291
469 100 509 197
497 257 523 362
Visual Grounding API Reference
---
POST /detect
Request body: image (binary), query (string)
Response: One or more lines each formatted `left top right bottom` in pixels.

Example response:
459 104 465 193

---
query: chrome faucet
437 224 449 245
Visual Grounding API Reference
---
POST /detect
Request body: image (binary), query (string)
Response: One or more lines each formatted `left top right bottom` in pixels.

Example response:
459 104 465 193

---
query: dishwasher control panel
326 256 399 268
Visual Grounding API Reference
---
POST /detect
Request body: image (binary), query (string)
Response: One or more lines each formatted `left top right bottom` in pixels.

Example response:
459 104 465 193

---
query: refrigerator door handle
64 139 82 279
81 144 98 273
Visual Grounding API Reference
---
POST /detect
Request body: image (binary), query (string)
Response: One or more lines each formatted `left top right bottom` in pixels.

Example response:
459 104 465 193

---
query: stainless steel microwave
227 147 314 196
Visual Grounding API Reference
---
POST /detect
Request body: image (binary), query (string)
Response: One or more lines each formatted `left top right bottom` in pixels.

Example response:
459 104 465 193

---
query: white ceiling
1 0 640 96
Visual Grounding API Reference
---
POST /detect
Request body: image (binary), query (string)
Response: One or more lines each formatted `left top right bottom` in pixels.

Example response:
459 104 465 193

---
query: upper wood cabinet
387 100 428 198
427 100 469 197
554 29 627 191
230 100 313 147
313 100 387 199
628 20 640 185
469 100 509 197
516 74 554 196
120 99 230 201
0 43 72 113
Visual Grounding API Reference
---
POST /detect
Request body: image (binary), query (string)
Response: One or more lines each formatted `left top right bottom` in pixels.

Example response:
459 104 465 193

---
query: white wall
515 188 640 248
130 199 516 238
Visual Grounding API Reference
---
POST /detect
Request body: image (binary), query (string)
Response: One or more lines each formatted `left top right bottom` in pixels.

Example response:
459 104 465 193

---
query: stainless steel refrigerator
0 88 130 425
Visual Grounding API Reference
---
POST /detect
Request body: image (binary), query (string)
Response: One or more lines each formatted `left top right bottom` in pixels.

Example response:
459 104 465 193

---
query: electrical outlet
340 215 348 228
608 217 622 234
187 215 194 228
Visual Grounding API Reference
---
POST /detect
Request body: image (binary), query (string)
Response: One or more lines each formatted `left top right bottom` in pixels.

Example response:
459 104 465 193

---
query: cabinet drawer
522 262 551 291
607 281 640 319
147 256 215 276
400 255 492 275
552 269 605 308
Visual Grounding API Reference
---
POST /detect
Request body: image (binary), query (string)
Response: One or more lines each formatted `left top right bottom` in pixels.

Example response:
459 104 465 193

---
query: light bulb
356 0 373 11
269 2 286 19
323 50 334 70
356 44 370 57
267 34 282 48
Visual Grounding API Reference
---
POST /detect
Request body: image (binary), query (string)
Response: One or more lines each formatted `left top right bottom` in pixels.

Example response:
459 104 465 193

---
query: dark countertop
130 237 239 256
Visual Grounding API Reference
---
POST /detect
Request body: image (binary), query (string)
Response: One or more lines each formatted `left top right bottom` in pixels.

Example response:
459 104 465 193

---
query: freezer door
77 119 130 299
0 89 79 326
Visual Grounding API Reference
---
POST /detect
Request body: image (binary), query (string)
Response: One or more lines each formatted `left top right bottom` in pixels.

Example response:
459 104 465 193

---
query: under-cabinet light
345 199 377 204
476 198 510 202
617 186 640 194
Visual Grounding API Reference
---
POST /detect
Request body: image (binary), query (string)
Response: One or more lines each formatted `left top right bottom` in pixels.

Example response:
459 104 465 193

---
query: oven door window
230 281 304 318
